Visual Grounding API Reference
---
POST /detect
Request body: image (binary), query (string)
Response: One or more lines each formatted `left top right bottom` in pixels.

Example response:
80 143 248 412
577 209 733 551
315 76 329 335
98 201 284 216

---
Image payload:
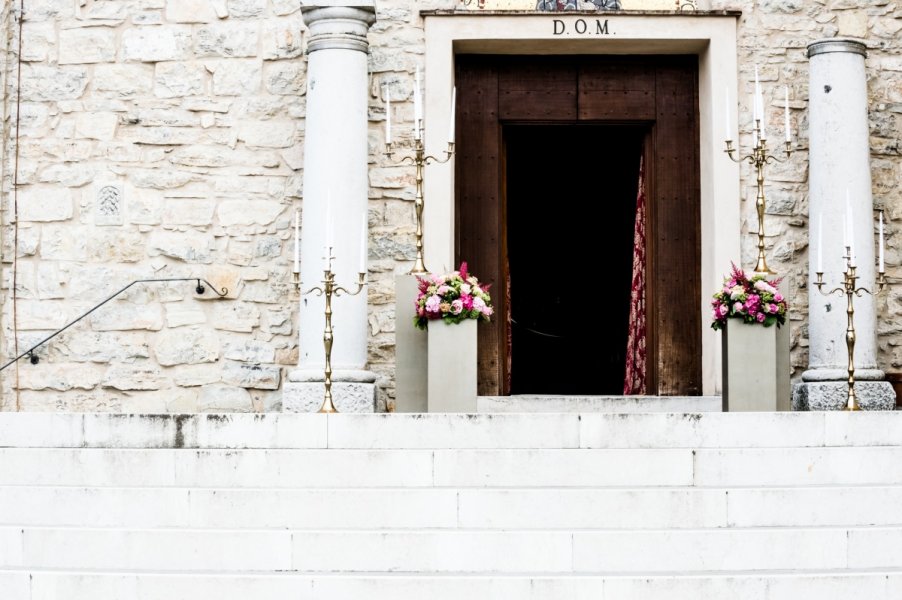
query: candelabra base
792 381 896 412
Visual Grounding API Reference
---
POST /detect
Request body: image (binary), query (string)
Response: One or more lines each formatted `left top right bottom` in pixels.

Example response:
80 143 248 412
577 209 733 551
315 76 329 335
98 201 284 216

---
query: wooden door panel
499 62 577 121
579 89 656 120
579 61 656 120
456 58 505 395
652 58 701 395
579 62 656 90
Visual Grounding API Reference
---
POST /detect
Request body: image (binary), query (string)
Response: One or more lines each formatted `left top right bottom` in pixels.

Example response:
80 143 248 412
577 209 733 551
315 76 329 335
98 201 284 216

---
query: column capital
807 38 867 59
301 1 376 54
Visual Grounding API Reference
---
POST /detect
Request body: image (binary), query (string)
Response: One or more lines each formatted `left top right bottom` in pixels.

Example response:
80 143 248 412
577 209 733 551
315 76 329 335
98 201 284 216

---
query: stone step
477 395 722 413
3 446 902 488
2 526 901 574
1 412 900 449
2 485 902 530
3 570 901 600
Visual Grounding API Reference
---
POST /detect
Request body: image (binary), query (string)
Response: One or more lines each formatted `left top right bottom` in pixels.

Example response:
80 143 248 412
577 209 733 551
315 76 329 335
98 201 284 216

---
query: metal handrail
0 278 228 373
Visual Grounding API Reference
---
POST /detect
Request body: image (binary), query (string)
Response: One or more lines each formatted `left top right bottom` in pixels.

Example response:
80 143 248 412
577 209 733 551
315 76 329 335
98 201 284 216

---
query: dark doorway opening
506 124 644 395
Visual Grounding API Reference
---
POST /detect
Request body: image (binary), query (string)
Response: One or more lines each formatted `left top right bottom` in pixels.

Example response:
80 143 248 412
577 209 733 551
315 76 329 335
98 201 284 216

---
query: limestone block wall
0 0 309 411
0 0 899 412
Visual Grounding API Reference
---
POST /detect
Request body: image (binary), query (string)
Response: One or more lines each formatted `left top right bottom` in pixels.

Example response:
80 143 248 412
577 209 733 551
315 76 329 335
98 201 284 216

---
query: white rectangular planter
722 320 790 412
427 319 478 413
394 274 428 413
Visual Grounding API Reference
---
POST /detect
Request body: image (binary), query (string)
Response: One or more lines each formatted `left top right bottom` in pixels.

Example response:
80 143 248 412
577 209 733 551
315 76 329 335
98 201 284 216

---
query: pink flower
451 299 463 315
774 293 784 303
461 294 474 310
431 274 444 285
425 295 441 313
769 303 778 314
473 296 487 313
756 312 766 323
734 302 744 313
718 304 729 317
754 280 778 294
482 306 493 317
437 285 451 295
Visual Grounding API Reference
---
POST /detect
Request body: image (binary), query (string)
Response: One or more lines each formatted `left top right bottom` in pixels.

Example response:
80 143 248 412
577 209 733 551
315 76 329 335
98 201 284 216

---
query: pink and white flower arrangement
414 262 493 330
711 263 788 330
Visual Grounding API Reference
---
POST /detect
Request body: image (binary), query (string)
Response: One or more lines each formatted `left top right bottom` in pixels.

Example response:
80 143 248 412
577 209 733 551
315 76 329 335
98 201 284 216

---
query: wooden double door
455 55 701 397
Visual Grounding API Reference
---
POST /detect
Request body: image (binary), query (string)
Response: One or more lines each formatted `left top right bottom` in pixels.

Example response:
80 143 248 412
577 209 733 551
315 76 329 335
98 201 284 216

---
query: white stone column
795 38 895 410
283 1 378 413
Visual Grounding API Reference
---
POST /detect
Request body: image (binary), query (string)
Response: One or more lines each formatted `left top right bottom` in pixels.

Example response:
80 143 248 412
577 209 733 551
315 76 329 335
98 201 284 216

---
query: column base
282 368 377 413
792 381 896 411
282 381 376 413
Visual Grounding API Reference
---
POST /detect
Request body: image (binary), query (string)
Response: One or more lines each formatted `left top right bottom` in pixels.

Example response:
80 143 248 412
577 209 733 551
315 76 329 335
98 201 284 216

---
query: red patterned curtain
623 155 647 395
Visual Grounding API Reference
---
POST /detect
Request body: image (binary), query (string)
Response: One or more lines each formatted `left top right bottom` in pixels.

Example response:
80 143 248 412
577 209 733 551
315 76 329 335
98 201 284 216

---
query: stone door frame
423 10 741 395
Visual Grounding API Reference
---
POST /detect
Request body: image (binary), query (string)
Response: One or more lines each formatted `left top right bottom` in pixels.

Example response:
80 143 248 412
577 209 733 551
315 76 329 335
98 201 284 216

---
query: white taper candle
359 219 367 274
755 66 767 140
817 212 823 274
293 208 300 274
448 86 456 144
750 89 759 147
879 211 885 273
846 191 856 267
843 213 849 257
754 66 762 119
724 87 731 141
325 196 334 271
385 84 392 145
414 66 422 140
784 85 791 143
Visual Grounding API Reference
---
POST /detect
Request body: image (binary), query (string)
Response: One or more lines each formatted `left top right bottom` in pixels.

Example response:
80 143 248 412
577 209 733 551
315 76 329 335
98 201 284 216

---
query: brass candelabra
302 249 367 413
385 125 455 274
725 121 793 275
814 248 887 411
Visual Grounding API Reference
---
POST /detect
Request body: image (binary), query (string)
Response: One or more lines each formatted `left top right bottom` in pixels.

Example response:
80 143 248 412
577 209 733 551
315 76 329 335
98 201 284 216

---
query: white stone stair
1 412 901 599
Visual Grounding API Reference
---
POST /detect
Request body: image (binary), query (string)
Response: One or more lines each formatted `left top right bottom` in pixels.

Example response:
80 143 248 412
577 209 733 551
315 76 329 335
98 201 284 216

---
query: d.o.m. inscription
552 18 613 35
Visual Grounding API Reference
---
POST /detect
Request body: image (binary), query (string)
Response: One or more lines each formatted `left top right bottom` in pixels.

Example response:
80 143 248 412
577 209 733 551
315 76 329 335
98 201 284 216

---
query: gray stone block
793 381 896 411
282 381 376 413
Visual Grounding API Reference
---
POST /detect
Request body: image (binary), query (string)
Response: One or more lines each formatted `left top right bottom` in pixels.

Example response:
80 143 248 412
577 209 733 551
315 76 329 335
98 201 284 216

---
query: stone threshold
477 395 721 413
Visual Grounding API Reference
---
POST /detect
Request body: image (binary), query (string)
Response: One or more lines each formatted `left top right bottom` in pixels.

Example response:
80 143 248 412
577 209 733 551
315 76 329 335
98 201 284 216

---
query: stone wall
0 0 308 411
0 0 899 412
